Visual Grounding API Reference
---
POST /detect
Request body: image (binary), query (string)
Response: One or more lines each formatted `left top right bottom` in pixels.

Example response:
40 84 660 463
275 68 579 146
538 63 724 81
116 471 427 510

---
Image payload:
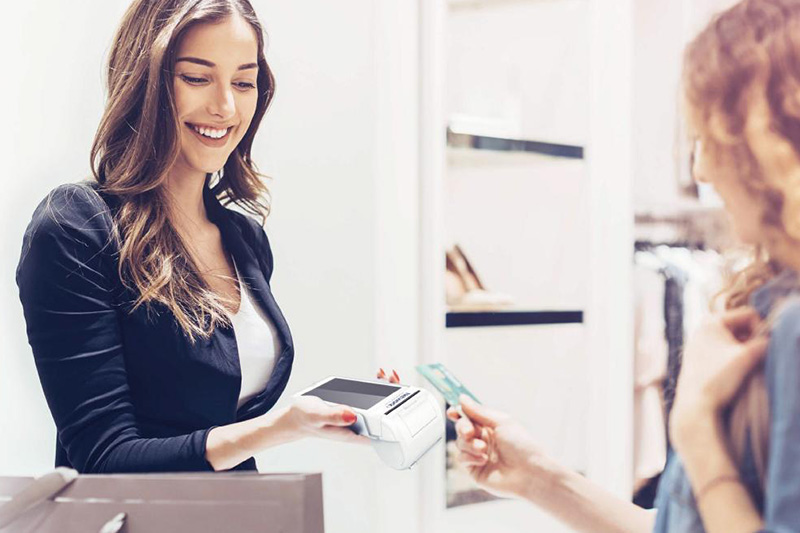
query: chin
731 224 763 245
189 158 228 174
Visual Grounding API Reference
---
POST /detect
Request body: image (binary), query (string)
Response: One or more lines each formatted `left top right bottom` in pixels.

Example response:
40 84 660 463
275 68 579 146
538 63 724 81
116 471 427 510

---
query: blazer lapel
204 185 295 418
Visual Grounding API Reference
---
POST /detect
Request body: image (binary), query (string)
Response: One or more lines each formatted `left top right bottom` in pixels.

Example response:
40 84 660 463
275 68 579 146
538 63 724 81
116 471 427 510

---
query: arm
672 415 763 533
518 455 655 533
205 397 362 471
451 397 653 533
669 308 769 533
17 185 359 473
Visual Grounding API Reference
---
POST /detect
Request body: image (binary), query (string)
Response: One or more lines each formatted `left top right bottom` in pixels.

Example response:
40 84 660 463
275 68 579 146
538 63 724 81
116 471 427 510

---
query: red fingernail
343 412 357 424
392 370 399 381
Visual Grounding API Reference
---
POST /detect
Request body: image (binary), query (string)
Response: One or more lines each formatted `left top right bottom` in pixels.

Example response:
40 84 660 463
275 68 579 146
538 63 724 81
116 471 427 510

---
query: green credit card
416 363 480 407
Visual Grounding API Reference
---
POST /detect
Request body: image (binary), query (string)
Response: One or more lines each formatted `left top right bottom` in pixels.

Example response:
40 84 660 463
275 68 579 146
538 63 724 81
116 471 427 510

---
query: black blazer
16 181 294 473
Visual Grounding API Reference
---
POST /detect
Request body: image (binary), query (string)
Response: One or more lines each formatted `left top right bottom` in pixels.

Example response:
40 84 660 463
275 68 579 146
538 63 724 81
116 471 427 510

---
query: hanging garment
633 260 669 490
662 263 687 433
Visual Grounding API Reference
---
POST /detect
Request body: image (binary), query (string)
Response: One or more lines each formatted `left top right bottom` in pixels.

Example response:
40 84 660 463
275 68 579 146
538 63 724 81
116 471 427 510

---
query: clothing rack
634 239 707 252
634 207 730 252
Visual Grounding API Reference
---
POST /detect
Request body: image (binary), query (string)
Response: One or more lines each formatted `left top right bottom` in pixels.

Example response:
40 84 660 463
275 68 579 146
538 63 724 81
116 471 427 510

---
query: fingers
721 307 760 327
446 407 460 421
720 307 763 339
456 434 487 456
697 335 771 409
458 451 488 466
455 414 476 440
317 426 371 445
733 336 770 376
459 395 504 429
376 368 401 384
318 404 358 427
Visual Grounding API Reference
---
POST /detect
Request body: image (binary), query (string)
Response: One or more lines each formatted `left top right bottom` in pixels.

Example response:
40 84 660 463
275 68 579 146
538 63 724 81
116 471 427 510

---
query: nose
207 84 236 120
691 160 712 184
690 140 711 184
691 161 711 184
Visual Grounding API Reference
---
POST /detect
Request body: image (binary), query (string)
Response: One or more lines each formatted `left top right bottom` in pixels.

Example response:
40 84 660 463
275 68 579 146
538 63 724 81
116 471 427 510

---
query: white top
230 257 281 408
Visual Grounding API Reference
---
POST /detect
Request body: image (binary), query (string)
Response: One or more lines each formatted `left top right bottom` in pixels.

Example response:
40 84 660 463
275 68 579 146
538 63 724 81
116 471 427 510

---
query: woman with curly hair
449 1 800 531
15 0 382 474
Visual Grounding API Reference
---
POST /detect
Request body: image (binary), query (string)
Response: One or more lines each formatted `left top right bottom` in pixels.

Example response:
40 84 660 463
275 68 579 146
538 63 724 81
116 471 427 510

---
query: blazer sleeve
16 184 216 473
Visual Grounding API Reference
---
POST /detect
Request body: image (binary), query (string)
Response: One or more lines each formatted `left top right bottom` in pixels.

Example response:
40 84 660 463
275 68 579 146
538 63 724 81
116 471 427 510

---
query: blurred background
0 0 740 531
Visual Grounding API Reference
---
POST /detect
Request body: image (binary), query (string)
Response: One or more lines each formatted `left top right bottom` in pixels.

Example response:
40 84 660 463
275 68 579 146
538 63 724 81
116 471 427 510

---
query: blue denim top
653 270 800 533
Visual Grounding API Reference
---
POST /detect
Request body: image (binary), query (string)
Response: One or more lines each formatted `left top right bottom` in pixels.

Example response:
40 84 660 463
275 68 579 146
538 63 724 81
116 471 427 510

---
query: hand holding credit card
415 363 479 411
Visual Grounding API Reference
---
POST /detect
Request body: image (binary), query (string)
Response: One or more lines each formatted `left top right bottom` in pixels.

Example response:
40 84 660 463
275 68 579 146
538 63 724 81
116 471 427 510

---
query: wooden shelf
446 310 584 328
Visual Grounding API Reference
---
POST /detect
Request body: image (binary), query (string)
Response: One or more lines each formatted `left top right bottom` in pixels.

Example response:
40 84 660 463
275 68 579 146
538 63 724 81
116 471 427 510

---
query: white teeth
191 124 229 139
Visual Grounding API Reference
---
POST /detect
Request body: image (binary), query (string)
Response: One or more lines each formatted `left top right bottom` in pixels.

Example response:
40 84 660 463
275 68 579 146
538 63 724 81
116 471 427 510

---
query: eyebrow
176 57 258 70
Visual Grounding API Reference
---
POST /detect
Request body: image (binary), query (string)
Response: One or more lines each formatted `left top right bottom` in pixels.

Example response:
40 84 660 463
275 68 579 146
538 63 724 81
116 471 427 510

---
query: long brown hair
90 0 275 342
683 0 800 492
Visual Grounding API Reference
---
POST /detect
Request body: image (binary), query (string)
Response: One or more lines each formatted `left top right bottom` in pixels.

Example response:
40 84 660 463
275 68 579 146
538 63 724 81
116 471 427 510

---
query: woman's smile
185 122 234 147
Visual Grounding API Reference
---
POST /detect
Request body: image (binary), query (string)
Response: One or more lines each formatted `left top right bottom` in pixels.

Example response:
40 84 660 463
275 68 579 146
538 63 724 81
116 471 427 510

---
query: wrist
675 417 738 489
670 403 719 452
204 407 303 471
517 452 562 502
261 405 301 445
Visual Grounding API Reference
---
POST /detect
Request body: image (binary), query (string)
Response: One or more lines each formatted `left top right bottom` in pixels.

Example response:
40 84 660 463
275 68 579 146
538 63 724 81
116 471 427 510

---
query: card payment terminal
296 377 444 470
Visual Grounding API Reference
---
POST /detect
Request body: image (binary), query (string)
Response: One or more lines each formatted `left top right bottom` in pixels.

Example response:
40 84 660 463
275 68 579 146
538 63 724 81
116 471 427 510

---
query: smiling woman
15 0 371 476
174 16 261 170
89 0 276 340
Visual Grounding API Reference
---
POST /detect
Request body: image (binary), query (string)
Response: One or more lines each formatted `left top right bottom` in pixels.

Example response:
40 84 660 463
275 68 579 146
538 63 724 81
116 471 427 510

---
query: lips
185 122 233 147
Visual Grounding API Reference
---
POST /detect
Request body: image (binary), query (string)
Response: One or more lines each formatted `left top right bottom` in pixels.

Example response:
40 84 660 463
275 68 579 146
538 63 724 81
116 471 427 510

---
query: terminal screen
303 378 401 409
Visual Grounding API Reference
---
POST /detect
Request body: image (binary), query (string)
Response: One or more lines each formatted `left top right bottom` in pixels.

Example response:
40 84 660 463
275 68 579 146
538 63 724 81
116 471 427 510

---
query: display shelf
446 310 583 328
447 128 584 159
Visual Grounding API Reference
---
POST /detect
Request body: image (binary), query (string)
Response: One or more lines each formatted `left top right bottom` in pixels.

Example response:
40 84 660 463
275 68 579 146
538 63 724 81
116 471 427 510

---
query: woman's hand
670 307 769 450
279 396 367 444
447 396 549 499
207 396 365 470
208 372 404 470
277 369 401 444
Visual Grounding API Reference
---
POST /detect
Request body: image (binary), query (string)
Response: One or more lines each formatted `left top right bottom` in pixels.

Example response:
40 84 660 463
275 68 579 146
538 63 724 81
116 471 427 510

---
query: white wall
632 0 743 209
252 2 424 533
0 2 422 533
447 0 589 144
586 0 635 497
1 0 132 477
632 0 686 208
445 153 589 310
249 3 380 533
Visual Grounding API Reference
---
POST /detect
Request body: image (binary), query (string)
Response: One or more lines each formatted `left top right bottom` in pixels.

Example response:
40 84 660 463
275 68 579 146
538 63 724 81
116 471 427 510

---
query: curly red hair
681 0 800 493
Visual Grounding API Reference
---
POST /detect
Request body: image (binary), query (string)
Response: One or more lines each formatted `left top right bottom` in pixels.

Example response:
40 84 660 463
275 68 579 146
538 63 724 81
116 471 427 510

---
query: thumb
739 336 769 369
460 395 504 429
725 337 769 386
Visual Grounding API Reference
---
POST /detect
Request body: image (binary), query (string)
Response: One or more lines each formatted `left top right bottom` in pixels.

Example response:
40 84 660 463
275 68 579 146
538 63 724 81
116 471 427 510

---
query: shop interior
0 0 740 531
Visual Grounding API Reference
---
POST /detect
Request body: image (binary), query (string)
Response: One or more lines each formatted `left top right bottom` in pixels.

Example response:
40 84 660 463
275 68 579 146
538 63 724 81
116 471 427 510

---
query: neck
164 162 210 233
